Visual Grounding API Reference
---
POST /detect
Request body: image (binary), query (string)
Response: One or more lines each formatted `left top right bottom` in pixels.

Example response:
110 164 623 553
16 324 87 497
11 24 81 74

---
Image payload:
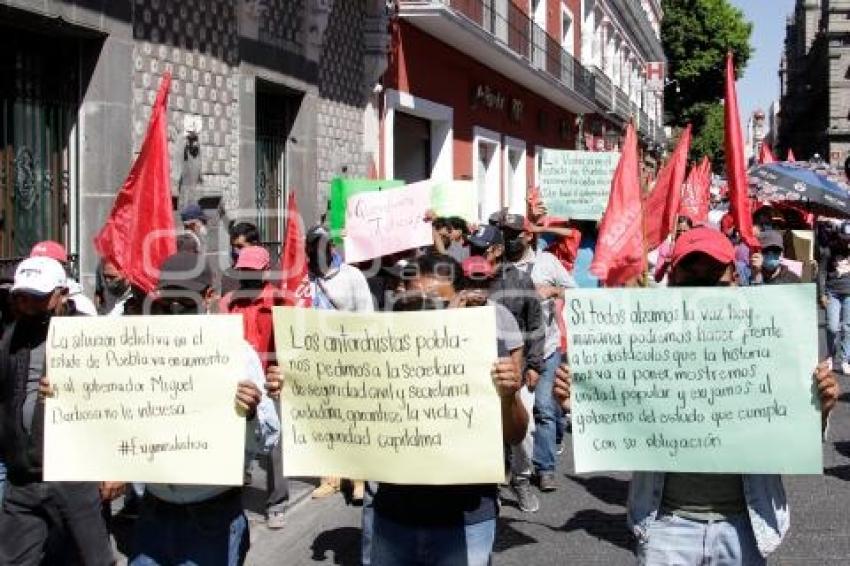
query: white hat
12 257 67 296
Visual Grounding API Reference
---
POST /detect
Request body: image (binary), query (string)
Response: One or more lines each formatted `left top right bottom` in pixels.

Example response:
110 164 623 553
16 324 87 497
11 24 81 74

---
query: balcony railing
614 85 630 119
420 0 595 103
591 66 613 111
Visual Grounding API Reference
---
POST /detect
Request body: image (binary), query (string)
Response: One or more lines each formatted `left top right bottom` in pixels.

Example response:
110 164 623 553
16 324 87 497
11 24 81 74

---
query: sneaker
312 478 340 499
266 511 285 530
556 442 565 456
510 477 540 513
538 472 557 493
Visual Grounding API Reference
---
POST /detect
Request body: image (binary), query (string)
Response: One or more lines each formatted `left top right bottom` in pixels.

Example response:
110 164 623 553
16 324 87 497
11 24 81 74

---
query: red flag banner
645 124 692 249
787 148 796 162
678 165 701 224
281 192 312 307
590 123 646 286
93 72 176 293
723 52 759 249
758 143 776 165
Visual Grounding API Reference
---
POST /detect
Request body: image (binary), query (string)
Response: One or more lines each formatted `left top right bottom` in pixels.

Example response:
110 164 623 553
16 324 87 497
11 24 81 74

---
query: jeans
371 513 496 566
826 291 850 365
0 480 114 566
533 352 563 473
361 481 377 565
265 437 289 514
130 491 249 566
0 459 6 505
637 513 765 566
510 385 535 478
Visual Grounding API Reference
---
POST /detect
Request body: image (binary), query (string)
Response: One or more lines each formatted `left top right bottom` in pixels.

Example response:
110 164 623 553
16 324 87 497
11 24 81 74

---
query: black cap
306 225 330 243
487 208 509 226
500 213 526 232
180 203 208 223
468 224 504 249
156 252 213 293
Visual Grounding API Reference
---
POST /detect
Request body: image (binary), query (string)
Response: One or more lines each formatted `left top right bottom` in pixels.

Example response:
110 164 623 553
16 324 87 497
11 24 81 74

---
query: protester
371 252 528 566
468 222 544 512
499 213 575 493
180 202 209 254
95 258 135 315
553 226 839 566
819 221 850 374
305 225 373 500
431 217 452 255
0 257 116 565
653 215 693 283
218 245 289 529
445 216 471 262
119 251 279 565
750 231 801 285
222 222 262 295
29 240 98 316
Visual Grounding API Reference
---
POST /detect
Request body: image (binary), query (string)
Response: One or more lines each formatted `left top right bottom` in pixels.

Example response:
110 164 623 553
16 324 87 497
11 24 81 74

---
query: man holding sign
554 227 839 565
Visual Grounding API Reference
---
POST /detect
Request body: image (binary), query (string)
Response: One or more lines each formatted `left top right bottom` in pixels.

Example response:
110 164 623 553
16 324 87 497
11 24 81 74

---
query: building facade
382 0 666 220
779 0 850 166
0 0 391 288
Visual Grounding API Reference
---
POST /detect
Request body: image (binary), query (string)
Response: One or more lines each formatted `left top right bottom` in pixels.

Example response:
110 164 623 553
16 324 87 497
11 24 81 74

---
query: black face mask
239 278 264 291
504 237 526 262
391 292 448 312
106 279 129 297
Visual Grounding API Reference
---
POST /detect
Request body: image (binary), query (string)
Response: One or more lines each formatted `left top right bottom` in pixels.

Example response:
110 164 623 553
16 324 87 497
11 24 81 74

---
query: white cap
12 257 67 296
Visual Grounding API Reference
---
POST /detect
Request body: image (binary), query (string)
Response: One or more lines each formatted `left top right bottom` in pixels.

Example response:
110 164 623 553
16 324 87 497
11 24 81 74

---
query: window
504 137 527 215
473 127 502 222
393 112 431 184
562 5 574 56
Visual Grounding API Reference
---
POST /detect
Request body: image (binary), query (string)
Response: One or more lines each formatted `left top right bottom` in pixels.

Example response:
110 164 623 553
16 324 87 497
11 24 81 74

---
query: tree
661 0 752 165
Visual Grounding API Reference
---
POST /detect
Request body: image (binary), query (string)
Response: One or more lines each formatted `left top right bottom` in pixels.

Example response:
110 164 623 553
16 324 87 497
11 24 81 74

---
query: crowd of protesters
0 182 842 566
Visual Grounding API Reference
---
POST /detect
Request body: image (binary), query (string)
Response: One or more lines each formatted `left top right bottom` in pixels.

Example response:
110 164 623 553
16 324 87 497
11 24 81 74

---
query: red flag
787 148 796 162
693 156 712 223
645 124 692 249
678 165 701 223
94 73 175 293
758 143 776 164
281 192 312 307
723 52 759 249
590 123 646 286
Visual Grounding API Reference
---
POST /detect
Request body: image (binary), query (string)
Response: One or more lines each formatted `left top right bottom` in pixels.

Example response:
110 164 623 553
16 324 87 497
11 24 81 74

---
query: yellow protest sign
272 307 504 485
44 315 246 485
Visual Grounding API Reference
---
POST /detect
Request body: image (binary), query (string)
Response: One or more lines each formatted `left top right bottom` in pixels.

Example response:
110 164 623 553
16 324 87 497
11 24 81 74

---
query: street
245 353 850 565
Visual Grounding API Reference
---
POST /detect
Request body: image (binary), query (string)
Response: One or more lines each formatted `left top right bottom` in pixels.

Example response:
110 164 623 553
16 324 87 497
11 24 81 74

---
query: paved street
244 341 850 565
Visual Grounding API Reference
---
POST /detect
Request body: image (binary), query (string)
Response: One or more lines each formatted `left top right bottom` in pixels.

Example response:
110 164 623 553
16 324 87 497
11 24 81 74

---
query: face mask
763 251 781 271
504 237 526 261
106 279 129 297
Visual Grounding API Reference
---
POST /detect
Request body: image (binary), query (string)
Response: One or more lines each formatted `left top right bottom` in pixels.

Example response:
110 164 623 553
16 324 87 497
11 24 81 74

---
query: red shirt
220 284 283 370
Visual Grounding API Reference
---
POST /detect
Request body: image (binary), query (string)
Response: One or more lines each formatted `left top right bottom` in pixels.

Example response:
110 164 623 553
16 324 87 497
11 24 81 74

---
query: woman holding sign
553 227 839 566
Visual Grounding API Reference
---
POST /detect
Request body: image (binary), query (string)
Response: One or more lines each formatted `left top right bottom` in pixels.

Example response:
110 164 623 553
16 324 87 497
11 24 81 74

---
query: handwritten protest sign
329 177 404 239
44 315 246 484
431 180 478 221
540 149 619 220
272 307 504 484
343 180 434 263
566 285 822 474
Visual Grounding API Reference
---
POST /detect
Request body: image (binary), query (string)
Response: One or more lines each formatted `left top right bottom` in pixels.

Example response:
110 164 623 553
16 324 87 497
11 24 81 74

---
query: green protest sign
566 285 822 474
329 178 404 238
540 149 619 220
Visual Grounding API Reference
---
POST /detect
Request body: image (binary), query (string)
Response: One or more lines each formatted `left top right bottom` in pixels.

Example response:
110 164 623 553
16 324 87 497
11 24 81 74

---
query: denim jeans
0 459 6 505
533 352 563 473
826 291 850 365
371 513 496 566
637 513 765 566
510 385 535 478
130 491 249 566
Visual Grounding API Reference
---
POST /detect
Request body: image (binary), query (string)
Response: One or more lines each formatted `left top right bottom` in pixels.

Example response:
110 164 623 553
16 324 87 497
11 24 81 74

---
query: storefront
380 20 589 221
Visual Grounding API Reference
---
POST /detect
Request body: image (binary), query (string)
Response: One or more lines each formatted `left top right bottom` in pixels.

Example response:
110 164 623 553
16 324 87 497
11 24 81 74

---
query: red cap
461 256 493 278
670 226 735 270
235 246 270 270
30 241 68 263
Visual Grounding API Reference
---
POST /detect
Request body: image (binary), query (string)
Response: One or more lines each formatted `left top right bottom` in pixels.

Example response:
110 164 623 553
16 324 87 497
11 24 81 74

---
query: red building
378 0 666 220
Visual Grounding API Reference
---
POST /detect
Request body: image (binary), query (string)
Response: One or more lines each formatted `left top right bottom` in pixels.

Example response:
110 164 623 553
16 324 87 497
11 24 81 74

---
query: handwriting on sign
273 307 504 485
566 285 822 475
540 149 619 220
44 315 246 485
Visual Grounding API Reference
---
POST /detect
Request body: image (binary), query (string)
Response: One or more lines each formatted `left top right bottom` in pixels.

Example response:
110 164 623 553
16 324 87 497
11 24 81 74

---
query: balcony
591 66 613 111
613 85 630 120
398 0 596 114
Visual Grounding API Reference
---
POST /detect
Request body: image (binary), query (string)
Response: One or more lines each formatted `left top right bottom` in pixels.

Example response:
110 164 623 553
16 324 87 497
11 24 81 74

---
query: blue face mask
763 250 781 271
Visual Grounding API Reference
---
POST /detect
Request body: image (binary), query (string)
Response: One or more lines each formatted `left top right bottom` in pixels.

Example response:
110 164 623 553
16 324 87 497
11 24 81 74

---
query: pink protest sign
343 180 434 263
